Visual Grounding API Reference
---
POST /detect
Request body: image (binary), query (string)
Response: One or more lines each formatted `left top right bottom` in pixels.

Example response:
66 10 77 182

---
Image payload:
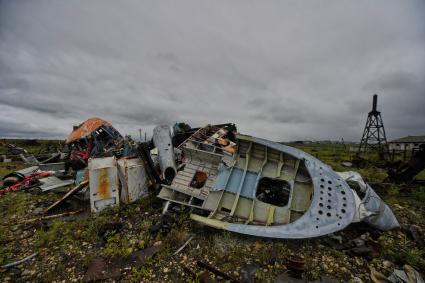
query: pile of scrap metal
0 142 61 165
1 165 74 196
1 117 152 215
387 144 425 184
1 119 401 240
46 117 153 213
157 123 400 239
64 117 124 172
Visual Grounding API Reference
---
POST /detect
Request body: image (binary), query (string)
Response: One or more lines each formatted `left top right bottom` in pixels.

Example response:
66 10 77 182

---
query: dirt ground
0 142 424 282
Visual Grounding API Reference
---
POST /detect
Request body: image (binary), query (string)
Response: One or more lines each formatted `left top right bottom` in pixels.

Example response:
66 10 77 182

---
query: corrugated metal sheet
117 158 149 203
88 156 119 213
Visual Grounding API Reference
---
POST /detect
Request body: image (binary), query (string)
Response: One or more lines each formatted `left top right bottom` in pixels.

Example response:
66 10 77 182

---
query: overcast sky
0 1 424 142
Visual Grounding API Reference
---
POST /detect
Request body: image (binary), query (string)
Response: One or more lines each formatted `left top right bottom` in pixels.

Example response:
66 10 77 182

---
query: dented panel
117 158 149 203
159 132 358 238
88 157 119 213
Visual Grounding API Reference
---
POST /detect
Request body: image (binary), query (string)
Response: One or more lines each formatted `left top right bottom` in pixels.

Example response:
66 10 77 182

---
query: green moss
103 233 134 258
412 186 425 204
379 233 425 271
36 219 78 249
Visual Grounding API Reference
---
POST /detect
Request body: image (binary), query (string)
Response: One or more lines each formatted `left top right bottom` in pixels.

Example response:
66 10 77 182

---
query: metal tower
358 94 389 159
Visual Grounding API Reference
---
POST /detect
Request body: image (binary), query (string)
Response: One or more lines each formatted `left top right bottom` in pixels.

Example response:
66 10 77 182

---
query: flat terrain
0 141 424 282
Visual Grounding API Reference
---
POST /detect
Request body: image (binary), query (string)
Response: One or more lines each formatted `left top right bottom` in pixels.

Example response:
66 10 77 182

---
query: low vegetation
0 141 424 282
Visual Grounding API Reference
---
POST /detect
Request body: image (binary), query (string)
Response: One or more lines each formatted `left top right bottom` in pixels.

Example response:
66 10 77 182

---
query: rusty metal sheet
66 117 111 144
88 156 119 213
117 158 149 203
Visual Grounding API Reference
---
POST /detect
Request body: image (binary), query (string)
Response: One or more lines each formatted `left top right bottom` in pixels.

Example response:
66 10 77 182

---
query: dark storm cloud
0 0 424 141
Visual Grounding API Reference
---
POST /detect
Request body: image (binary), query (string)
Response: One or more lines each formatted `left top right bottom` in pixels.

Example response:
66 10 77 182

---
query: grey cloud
0 0 424 142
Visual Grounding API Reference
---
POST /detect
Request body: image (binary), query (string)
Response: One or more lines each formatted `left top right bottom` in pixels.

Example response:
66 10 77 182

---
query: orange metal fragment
66 117 111 144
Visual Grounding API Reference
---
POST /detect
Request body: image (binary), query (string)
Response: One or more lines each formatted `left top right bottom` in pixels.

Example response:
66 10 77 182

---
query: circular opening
164 168 176 184
320 197 323 200
342 197 347 201
318 210 323 215
341 209 346 214
328 193 332 197
327 205 331 209
319 203 324 207
328 181 332 184
326 212 331 217
320 178 325 182
341 191 346 195
328 187 332 191
343 203 347 207
320 184 324 188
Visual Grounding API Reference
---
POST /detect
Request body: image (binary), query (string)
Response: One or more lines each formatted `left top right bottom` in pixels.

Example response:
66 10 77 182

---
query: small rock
240 264 257 283
153 241 162 246
382 260 393 269
32 207 44 215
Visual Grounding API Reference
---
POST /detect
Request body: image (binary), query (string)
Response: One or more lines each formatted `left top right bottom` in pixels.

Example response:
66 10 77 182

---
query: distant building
388 135 425 151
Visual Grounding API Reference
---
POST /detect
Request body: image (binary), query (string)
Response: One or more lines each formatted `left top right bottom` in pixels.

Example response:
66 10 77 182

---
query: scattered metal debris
197 260 241 283
337 171 399 230
88 156 120 213
1 252 38 269
387 265 425 283
0 119 401 241
159 126 398 238
117 157 149 203
153 125 177 184
20 153 40 165
1 170 54 196
65 117 123 172
287 255 305 278
37 176 74 192
20 210 83 224
387 144 425 184
44 181 89 213
172 235 194 256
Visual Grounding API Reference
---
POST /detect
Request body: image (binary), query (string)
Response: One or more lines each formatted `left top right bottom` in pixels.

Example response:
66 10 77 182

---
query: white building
388 135 425 151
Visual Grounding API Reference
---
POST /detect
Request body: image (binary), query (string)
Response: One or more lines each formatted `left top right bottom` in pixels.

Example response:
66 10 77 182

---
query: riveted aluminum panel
215 135 357 238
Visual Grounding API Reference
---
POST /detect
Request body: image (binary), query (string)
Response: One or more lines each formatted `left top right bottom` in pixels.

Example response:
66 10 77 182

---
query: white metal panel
117 158 149 203
88 157 119 213
39 176 74 192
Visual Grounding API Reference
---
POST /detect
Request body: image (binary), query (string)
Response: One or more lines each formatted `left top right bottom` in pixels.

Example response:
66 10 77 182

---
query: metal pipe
153 125 177 184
